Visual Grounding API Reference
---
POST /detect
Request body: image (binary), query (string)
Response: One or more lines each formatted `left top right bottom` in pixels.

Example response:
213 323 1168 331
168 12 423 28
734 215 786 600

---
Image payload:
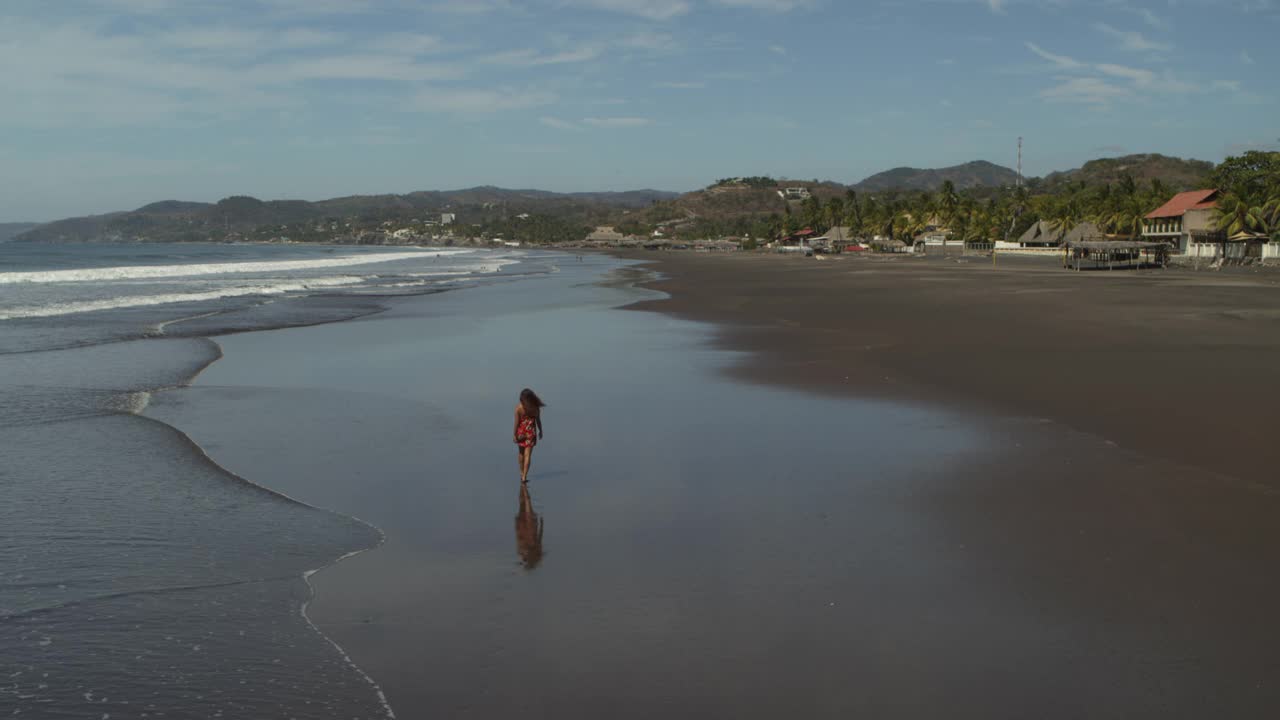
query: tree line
625 151 1280 245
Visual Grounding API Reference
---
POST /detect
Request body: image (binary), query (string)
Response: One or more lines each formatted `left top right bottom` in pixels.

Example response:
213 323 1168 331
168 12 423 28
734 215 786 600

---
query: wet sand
150 254 1280 718
621 251 1280 488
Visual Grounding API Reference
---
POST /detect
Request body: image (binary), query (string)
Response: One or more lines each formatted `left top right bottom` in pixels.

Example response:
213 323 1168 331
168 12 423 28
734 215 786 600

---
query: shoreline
144 336 400 717
150 252 1280 717
612 250 1280 488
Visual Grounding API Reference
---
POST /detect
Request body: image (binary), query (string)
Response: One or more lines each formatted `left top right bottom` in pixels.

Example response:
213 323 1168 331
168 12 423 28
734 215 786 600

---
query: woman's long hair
520 388 545 417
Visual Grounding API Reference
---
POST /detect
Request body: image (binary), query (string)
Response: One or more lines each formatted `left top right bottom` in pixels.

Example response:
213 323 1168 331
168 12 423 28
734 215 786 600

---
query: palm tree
1047 196 1084 235
1099 194 1148 240
797 195 822 231
934 180 959 227
1213 193 1265 236
824 196 845 232
1260 194 1280 238
844 189 864 235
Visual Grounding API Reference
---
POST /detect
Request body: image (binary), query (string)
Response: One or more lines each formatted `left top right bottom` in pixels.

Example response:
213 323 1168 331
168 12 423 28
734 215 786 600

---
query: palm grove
613 151 1280 247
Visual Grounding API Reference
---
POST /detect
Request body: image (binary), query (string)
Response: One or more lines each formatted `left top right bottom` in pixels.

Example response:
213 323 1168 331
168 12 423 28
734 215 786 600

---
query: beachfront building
814 226 858 252
1142 189 1220 254
779 228 816 246
915 230 954 247
587 226 626 244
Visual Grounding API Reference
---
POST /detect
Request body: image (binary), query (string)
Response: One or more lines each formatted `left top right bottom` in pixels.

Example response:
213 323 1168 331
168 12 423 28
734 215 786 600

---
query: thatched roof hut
1016 220 1067 246
871 238 908 253
822 226 856 244
1062 222 1107 245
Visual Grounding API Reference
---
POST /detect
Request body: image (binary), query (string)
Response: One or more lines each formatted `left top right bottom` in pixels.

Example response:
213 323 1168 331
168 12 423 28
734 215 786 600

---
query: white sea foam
0 276 366 320
0 249 471 285
404 257 521 277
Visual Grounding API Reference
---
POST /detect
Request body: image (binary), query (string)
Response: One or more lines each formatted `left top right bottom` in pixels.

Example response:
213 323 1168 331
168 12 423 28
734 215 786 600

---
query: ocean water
0 242 537 718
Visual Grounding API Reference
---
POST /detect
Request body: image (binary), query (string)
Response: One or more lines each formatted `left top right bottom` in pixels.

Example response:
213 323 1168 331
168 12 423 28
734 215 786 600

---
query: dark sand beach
147 253 1280 718
623 251 1280 488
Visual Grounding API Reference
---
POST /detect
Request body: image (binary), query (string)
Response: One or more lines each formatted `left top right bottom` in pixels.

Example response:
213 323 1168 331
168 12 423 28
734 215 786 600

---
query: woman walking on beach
513 388 545 483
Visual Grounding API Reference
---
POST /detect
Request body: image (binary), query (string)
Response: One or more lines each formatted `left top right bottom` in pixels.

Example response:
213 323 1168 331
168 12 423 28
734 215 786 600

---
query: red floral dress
515 414 538 448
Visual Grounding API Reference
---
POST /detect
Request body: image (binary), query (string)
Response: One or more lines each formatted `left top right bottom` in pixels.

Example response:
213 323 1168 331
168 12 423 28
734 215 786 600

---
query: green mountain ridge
0 222 40 242
12 155 1222 244
853 160 1020 192
15 187 680 244
1042 154 1213 191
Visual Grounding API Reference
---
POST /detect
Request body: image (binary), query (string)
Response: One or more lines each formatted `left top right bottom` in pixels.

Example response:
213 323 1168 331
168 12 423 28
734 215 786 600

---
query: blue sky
1 0 1276 221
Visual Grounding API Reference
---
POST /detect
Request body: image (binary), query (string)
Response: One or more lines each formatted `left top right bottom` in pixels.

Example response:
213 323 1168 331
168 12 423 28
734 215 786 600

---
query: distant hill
853 160 1019 192
14 187 681 243
0 222 40 242
632 179 851 228
1043 154 1213 191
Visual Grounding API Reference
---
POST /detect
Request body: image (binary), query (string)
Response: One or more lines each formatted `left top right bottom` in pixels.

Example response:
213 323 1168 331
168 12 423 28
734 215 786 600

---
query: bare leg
521 447 533 483
517 447 524 479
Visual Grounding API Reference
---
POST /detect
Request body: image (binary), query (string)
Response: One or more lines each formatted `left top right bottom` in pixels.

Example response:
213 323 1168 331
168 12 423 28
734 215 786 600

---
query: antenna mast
1016 136 1023 188
1005 136 1025 244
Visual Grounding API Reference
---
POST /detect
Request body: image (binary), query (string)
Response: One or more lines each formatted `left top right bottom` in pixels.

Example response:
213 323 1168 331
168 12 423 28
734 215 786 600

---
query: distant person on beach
515 483 544 569
513 388 545 483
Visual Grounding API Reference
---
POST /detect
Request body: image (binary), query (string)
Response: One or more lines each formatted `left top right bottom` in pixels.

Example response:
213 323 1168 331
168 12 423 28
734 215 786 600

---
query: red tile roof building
1142 189 1222 253
1145 189 1220 219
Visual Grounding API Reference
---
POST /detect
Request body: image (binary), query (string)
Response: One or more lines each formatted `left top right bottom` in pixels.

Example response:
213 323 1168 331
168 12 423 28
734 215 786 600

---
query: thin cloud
655 81 705 89
565 0 691 20
0 15 474 127
485 46 603 66
1094 22 1171 52
1132 8 1168 29
505 144 566 154
1040 77 1130 105
414 87 556 113
986 0 1006 14
1096 63 1155 86
710 0 816 10
582 117 652 128
1025 42 1083 69
430 0 516 14
539 116 581 130
621 30 678 51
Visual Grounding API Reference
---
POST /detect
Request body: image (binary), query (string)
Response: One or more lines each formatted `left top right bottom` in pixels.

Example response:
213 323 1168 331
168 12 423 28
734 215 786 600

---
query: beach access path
620 251 1280 489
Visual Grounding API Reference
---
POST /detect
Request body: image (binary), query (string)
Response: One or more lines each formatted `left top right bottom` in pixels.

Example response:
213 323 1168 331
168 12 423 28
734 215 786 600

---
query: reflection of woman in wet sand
515 483 544 569
513 388 545 484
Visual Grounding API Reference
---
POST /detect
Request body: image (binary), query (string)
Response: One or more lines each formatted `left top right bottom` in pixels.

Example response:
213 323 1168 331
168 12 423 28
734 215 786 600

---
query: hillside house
777 187 812 201
1142 189 1220 254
